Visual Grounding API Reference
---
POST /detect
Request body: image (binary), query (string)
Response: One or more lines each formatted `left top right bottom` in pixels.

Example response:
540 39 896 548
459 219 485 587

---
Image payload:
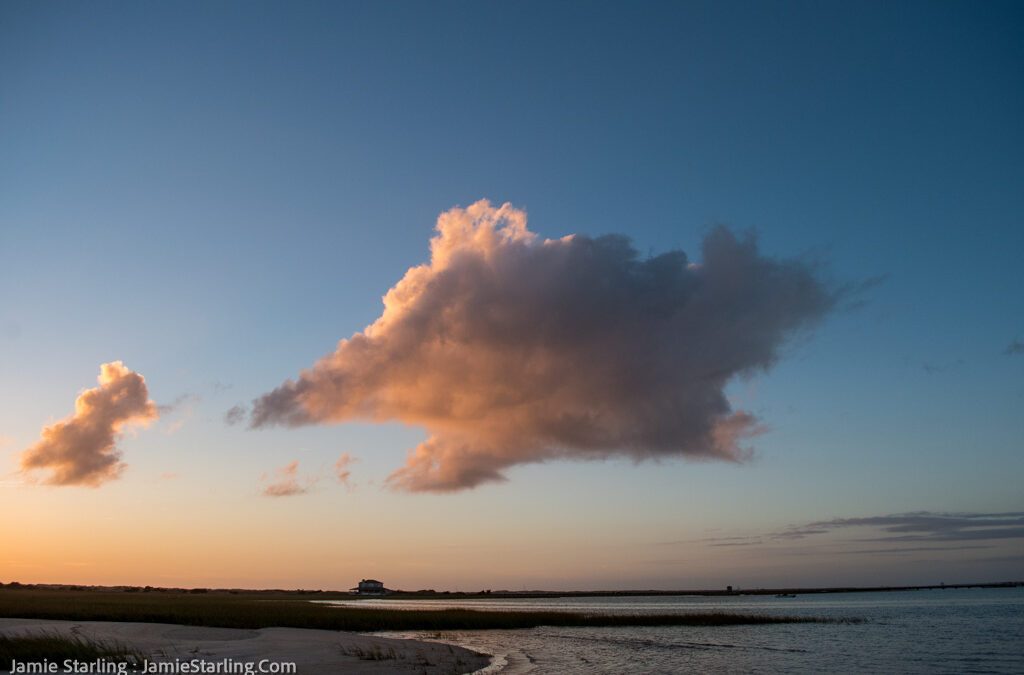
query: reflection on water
322 587 1024 673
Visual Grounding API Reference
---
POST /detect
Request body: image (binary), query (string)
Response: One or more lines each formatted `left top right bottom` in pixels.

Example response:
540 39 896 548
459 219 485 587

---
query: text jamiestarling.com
9 659 298 674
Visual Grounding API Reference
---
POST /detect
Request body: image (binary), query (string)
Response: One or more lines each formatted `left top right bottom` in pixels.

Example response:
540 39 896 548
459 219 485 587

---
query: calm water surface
324 587 1023 673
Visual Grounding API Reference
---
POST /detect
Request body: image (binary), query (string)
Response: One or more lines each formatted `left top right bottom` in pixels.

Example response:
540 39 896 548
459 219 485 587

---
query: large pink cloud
249 200 835 492
20 362 157 487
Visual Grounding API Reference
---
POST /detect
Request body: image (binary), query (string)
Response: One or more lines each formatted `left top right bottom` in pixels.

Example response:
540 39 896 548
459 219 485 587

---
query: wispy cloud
335 451 357 488
224 405 246 426
658 534 765 547
844 545 991 555
20 362 157 487
260 460 308 497
155 394 199 435
659 512 1024 559
922 359 963 375
1004 339 1024 356
707 538 765 547
249 200 835 492
777 512 1024 543
157 393 199 415
839 274 889 312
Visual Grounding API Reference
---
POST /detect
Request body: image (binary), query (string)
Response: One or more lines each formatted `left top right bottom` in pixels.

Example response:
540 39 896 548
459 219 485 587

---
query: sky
1 0 1022 592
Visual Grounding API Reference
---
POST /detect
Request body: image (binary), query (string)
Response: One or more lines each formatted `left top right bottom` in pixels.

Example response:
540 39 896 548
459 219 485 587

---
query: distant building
349 579 389 595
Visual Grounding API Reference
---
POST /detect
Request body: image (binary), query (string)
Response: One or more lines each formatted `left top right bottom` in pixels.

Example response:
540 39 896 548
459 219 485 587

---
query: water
322 587 1024 673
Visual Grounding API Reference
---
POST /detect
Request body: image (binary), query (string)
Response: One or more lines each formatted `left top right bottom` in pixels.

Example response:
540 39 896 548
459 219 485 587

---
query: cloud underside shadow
249 200 835 491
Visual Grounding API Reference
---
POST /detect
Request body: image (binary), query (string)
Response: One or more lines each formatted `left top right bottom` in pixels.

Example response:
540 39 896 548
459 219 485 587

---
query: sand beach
0 618 489 674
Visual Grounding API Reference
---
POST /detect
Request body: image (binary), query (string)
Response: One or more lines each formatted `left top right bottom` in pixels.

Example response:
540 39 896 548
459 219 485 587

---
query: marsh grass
0 632 146 671
0 587 849 632
339 643 398 660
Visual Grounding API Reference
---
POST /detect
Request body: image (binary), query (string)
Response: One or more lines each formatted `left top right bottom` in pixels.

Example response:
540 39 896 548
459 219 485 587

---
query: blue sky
1 1 1022 590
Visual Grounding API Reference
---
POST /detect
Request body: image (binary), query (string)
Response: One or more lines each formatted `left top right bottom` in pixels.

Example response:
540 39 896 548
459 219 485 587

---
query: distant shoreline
354 581 1024 600
2 580 1019 600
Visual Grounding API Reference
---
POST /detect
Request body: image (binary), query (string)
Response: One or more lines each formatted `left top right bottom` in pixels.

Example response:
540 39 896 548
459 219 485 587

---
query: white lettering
11 660 57 673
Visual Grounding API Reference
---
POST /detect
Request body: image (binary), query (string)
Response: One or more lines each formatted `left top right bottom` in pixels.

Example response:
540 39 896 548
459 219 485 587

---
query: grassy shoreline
0 587 850 632
1 633 145 672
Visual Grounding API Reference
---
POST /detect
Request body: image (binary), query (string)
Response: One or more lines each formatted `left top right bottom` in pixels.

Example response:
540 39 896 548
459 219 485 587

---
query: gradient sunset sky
2 1 1022 591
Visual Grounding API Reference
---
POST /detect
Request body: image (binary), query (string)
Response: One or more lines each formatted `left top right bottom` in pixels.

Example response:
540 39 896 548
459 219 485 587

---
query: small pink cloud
20 362 158 487
335 451 358 487
261 460 317 497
